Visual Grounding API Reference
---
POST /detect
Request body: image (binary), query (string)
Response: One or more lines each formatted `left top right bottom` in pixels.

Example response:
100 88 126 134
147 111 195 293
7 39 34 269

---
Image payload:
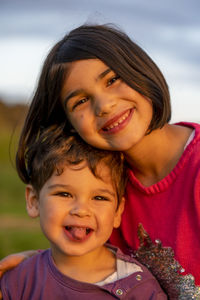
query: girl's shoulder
175 121 200 136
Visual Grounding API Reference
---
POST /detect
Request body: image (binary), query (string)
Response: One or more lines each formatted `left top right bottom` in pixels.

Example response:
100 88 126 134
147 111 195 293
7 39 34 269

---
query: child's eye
107 75 120 87
72 97 89 111
94 195 109 201
55 192 72 198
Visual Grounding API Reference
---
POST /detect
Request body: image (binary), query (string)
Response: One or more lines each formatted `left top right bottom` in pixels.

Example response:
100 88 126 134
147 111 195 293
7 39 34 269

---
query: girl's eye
107 75 120 87
94 195 109 201
72 97 89 111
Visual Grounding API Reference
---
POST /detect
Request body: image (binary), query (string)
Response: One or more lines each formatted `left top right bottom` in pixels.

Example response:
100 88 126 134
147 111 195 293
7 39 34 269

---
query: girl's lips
100 108 134 134
64 226 93 243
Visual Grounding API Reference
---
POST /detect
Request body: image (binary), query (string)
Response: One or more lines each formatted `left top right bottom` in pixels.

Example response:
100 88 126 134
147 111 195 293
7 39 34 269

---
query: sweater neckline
46 245 142 292
127 122 200 195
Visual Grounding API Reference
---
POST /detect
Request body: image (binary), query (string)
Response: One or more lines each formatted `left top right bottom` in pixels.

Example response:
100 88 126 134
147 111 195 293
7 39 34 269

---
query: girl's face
61 59 153 152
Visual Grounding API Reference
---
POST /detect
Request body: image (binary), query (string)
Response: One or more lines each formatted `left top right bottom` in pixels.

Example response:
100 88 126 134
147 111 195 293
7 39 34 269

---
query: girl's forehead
60 59 110 99
67 58 109 77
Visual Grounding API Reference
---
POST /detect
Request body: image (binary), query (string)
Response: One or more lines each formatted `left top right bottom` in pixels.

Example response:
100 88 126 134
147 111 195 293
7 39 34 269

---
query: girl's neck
52 245 116 283
124 123 193 187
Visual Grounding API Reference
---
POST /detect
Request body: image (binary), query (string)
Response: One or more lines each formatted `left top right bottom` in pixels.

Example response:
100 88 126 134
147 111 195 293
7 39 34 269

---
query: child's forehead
58 159 111 175
54 159 113 183
61 59 110 96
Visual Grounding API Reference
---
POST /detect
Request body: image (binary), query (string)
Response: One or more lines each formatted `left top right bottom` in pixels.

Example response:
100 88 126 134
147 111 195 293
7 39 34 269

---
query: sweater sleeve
0 272 15 300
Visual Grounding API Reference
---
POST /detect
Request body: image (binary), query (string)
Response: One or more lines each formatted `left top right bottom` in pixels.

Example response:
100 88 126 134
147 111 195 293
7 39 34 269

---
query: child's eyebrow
47 184 71 190
96 68 111 81
95 188 116 198
63 88 85 107
63 68 112 108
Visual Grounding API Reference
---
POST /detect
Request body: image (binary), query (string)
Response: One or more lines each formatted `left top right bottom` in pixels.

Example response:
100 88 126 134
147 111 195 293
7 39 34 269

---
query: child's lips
100 108 134 133
64 225 94 242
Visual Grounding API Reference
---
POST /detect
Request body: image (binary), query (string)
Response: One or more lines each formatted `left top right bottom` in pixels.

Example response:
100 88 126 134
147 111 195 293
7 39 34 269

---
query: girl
1 24 200 290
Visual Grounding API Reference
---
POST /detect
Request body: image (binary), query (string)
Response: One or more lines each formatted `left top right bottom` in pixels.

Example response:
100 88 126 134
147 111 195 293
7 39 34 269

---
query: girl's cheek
79 113 86 121
74 116 88 132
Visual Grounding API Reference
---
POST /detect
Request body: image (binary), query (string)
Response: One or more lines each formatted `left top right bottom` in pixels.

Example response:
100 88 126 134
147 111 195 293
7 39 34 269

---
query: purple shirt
0 246 166 299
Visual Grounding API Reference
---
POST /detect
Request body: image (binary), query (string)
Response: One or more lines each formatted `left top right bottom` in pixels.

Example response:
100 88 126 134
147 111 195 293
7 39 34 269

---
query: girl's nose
69 201 91 218
94 95 117 117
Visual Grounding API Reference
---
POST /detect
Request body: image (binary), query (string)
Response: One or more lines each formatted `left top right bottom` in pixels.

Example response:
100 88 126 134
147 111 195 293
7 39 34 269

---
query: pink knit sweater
110 122 200 285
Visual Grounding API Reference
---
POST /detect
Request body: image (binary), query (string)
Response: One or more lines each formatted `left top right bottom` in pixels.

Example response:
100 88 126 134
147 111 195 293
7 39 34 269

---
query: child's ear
25 185 40 218
113 197 125 229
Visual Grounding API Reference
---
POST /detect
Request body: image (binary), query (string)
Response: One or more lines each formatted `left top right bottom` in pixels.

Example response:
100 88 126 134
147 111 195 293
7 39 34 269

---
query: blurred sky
0 0 200 122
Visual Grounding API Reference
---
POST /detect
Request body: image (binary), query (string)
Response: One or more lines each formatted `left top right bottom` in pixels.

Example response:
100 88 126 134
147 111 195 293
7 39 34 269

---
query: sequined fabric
131 224 200 299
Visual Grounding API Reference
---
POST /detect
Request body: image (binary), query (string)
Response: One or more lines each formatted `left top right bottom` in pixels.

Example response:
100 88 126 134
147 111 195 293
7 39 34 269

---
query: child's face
26 161 124 259
61 59 153 152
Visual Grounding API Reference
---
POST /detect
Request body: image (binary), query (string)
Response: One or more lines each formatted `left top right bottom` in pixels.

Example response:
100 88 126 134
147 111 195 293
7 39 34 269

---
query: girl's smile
100 108 134 134
61 59 153 152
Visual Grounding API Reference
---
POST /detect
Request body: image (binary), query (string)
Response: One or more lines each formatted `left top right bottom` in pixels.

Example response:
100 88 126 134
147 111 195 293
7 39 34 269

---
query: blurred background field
0 99 49 259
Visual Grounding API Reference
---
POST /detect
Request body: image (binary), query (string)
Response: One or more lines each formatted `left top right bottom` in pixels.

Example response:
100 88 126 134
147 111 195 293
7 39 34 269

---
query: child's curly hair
26 123 126 204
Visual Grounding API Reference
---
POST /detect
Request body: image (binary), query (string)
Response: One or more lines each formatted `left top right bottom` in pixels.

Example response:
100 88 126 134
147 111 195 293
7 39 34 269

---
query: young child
0 124 166 299
0 23 200 291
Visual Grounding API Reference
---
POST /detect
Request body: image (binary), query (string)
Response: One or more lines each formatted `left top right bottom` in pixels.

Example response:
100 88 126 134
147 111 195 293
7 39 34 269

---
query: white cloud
0 37 53 101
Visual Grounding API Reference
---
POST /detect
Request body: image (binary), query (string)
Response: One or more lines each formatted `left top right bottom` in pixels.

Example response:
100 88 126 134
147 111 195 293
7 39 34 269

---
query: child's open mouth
64 226 93 242
101 108 134 134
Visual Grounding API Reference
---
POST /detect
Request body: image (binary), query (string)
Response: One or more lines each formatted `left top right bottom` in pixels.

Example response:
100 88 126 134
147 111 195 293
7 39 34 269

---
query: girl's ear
113 196 125 229
25 185 40 218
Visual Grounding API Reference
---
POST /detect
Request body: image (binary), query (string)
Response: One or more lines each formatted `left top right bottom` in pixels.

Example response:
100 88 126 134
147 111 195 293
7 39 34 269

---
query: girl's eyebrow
96 68 111 81
63 68 112 107
63 88 85 107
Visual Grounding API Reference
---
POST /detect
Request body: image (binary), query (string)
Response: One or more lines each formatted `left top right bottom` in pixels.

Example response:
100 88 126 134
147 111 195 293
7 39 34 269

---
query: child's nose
94 94 117 117
69 201 92 218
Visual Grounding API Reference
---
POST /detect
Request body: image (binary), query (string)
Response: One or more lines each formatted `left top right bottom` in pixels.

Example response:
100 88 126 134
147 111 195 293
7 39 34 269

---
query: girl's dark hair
26 124 126 203
16 23 171 183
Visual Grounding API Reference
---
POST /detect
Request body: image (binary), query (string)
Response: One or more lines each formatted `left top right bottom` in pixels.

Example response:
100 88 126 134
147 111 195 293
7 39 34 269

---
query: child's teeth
105 111 129 130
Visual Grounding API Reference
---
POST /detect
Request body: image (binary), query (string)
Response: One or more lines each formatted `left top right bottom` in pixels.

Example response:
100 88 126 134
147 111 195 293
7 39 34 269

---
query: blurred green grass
0 123 49 259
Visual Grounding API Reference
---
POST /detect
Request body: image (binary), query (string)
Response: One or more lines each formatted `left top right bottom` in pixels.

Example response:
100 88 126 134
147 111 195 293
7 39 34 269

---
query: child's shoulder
5 249 49 277
176 121 200 139
0 249 50 299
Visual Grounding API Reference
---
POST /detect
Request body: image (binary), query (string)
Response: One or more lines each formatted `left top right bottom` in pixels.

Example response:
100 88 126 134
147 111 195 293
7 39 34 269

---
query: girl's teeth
105 111 130 130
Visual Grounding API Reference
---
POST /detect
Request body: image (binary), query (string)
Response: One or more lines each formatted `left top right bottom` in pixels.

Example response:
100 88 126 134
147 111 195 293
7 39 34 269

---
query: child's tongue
69 227 87 240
